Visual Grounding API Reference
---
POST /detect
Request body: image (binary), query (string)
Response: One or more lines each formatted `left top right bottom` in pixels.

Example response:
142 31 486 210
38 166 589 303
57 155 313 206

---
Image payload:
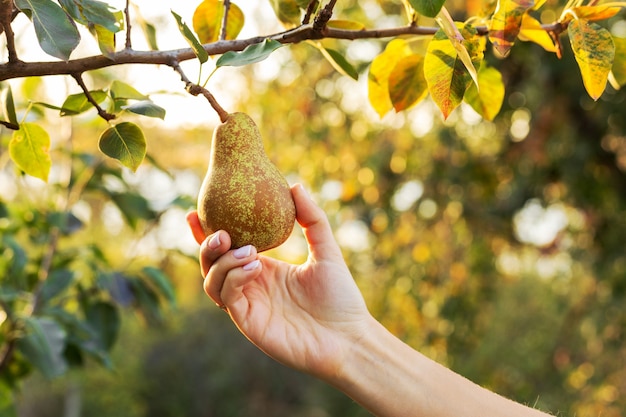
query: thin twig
171 60 229 122
302 0 318 24
313 0 337 33
220 0 231 41
124 0 132 49
0 120 19 130
70 72 116 121
0 0 19 62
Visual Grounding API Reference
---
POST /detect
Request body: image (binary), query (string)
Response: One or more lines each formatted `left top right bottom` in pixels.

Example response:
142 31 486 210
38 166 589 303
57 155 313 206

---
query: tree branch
172 61 229 122
0 0 19 63
124 0 132 50
0 21 567 82
220 0 230 41
70 72 116 121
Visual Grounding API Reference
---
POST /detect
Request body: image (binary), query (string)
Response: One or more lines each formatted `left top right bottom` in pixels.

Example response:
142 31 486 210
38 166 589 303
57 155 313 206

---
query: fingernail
243 260 260 271
233 245 252 259
208 233 221 249
298 184 311 199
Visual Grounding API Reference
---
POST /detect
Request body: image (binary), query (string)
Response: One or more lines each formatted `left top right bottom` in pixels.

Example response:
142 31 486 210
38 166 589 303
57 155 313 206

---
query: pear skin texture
197 112 296 252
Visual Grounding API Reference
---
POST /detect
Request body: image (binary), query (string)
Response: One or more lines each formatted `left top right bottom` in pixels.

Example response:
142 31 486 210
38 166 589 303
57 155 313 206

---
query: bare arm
187 184 553 417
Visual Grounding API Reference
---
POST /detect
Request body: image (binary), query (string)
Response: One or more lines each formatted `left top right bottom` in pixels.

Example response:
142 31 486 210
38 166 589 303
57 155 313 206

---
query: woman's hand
186 184 373 380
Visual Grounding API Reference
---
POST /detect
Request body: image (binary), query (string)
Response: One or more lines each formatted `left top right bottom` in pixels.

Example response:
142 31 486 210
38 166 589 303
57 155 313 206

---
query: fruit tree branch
220 0 231 41
71 72 116 121
172 60 229 122
0 21 567 82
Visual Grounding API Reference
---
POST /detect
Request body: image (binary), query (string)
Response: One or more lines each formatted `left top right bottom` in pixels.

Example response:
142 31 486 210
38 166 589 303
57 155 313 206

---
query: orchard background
1 0 626 416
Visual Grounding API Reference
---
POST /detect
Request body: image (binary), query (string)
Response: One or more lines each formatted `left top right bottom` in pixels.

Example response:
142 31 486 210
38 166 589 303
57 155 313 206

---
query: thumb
292 184 343 264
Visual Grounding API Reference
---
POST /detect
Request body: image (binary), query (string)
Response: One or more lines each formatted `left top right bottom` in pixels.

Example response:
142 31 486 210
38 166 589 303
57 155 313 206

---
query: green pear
197 112 296 252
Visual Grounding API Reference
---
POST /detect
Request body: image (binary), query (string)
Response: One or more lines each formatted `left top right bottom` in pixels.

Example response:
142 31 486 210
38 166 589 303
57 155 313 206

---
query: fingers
292 184 343 264
199 230 232 277
186 211 206 244
203 244 261 306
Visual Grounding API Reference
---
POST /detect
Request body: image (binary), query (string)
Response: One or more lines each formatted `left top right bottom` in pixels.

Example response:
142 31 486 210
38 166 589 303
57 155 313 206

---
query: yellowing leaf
562 5 623 24
327 20 366 30
368 39 413 118
435 7 479 88
569 19 615 100
518 13 557 53
489 0 535 57
464 64 505 121
9 123 51 182
388 54 428 112
192 0 244 44
269 0 302 27
611 35 626 87
424 25 484 119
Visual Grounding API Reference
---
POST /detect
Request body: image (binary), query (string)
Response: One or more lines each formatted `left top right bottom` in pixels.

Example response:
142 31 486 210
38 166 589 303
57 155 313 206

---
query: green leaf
9 123 51 182
109 80 148 101
60 90 107 116
84 301 120 351
192 0 245 43
388 54 428 112
424 24 484 119
1 84 18 126
17 317 68 379
367 39 413 118
269 0 303 27
122 100 166 119
109 191 154 229
171 10 209 64
216 39 284 67
408 0 446 18
319 47 359 80
15 0 81 61
98 122 146 172
569 19 615 100
488 0 535 57
612 36 626 87
0 381 17 417
77 0 122 32
38 270 75 307
464 64 505 121
142 266 176 307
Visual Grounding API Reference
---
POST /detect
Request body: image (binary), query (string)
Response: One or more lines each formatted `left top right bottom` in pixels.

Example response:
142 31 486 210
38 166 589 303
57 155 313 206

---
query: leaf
84 301 120 351
122 100 166 119
464 64 505 120
326 20 366 30
424 24 484 119
38 270 75 307
109 191 154 229
518 13 557 53
192 0 245 44
59 0 123 33
91 24 116 58
368 39 413 118
171 10 209 64
488 0 535 57
14 0 81 61
1 84 18 126
98 122 146 172
17 317 68 378
109 80 148 101
0 381 17 417
9 123 51 182
569 19 615 100
611 36 626 87
60 90 107 116
435 7 479 88
216 39 284 67
318 46 359 80
388 54 428 112
408 0 446 18
564 5 623 24
269 0 303 27
142 266 176 307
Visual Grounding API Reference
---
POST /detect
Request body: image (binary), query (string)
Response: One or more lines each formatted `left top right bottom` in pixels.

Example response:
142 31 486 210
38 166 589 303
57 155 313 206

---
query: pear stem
172 60 230 122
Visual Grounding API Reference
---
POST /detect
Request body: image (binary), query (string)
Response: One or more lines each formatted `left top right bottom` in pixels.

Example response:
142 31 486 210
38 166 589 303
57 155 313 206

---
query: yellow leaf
368 39 412 118
192 0 244 44
489 0 535 57
518 13 557 53
327 20 366 30
562 5 623 24
464 64 505 121
569 19 615 100
611 35 626 87
435 7 479 88
9 123 51 182
424 24 484 119
388 54 428 112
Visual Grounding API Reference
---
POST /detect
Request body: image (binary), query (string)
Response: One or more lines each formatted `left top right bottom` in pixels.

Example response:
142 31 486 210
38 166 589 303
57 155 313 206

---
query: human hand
186 184 373 380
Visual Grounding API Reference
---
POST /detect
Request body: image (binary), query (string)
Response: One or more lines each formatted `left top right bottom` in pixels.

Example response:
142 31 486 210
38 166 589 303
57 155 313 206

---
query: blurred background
1 0 625 416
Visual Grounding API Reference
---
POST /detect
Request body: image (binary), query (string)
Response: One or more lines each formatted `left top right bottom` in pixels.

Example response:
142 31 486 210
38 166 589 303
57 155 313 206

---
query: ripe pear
197 112 296 252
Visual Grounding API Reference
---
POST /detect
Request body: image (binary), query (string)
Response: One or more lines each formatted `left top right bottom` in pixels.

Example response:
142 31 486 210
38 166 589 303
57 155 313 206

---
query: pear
197 112 296 252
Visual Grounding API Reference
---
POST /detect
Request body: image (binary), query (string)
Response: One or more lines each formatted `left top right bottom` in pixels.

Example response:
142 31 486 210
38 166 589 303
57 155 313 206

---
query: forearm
328 316 553 417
